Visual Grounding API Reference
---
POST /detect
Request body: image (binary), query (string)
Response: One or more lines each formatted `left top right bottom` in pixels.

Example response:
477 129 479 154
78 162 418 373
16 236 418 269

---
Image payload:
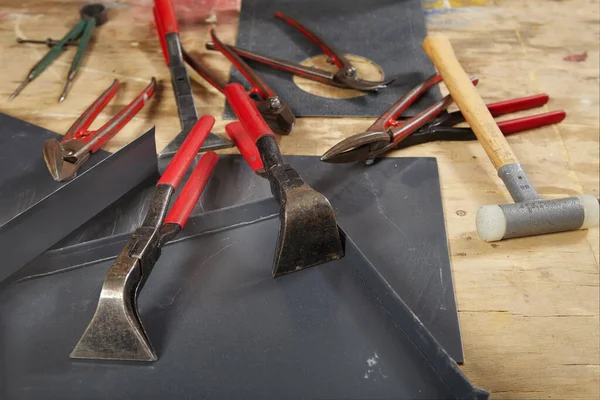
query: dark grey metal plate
0 113 158 283
13 156 464 363
0 200 487 400
224 0 440 119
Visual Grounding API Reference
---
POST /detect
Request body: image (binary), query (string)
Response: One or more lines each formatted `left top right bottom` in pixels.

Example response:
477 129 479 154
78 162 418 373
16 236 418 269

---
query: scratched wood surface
0 0 598 398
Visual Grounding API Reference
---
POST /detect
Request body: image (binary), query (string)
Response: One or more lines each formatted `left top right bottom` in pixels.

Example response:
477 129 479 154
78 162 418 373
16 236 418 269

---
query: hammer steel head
267 164 344 277
70 252 157 362
477 194 599 242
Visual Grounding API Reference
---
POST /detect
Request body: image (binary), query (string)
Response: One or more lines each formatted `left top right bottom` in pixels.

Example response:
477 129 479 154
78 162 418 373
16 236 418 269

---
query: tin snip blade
43 78 156 182
70 116 219 362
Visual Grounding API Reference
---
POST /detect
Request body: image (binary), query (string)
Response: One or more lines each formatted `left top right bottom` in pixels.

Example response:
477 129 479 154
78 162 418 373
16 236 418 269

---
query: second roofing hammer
423 35 599 241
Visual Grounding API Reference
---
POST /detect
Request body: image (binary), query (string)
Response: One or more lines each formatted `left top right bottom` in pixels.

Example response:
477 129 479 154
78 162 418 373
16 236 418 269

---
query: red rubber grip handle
225 122 264 171
153 0 179 35
498 110 566 135
164 151 218 228
158 115 215 189
487 94 550 117
153 6 170 64
224 83 275 143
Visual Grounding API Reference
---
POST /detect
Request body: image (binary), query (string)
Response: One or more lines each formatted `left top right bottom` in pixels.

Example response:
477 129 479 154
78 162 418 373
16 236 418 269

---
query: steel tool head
333 69 395 92
70 249 157 361
320 130 392 164
265 163 344 277
42 139 89 181
255 96 295 135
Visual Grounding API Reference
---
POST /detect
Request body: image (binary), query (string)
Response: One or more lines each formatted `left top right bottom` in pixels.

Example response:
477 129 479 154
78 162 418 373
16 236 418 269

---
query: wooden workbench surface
0 0 598 398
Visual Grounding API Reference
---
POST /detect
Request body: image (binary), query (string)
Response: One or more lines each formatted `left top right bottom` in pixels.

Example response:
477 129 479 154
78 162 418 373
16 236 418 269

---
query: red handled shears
206 12 393 92
321 74 566 164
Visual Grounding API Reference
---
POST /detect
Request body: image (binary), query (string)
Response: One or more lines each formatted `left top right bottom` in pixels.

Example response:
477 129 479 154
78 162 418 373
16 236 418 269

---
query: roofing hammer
423 35 599 241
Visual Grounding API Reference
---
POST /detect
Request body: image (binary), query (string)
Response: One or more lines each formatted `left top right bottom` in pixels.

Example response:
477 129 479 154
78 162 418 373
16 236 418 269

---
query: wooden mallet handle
423 35 519 170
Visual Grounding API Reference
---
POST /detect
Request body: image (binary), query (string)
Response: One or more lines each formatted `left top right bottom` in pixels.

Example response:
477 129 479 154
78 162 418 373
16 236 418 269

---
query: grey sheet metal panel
0 113 158 283
0 200 487 400
14 155 464 363
224 0 440 119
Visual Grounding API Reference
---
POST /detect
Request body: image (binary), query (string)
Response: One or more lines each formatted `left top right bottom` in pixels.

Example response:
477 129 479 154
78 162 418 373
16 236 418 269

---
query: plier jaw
43 78 156 182
42 138 90 182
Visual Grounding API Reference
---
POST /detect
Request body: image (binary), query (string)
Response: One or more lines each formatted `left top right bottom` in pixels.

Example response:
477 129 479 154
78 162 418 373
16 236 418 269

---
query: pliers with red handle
71 116 219 361
206 11 393 92
43 78 156 182
320 74 566 164
153 0 233 157
199 29 295 135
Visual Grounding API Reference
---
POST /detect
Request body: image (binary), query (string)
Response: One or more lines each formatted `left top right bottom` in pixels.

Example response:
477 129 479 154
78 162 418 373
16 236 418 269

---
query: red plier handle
153 0 179 64
274 11 351 70
64 78 156 153
159 115 219 228
225 122 265 171
210 30 276 100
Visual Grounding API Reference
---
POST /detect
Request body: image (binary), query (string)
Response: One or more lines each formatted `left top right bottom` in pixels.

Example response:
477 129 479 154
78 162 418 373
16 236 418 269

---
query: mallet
423 35 599 241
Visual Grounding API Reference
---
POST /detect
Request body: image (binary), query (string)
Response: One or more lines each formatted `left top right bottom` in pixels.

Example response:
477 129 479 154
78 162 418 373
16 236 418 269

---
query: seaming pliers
206 11 393 92
153 0 233 157
43 78 156 182
186 29 295 135
71 116 219 362
10 4 108 102
321 74 567 164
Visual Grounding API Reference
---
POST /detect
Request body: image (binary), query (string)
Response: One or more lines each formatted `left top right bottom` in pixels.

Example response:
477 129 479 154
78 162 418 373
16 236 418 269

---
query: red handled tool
43 78 156 181
224 83 343 277
206 11 393 92
198 29 295 135
321 74 567 163
153 0 232 157
71 115 219 362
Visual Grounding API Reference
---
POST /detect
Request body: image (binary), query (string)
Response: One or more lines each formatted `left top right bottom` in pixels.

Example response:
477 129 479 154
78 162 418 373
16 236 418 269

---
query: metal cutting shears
321 74 567 164
43 78 156 181
206 11 393 92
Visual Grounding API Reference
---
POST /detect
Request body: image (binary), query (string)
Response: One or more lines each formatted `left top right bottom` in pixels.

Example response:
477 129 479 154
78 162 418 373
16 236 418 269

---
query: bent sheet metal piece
206 11 393 92
224 83 343 277
322 74 567 164
153 0 232 157
10 4 108 102
186 30 295 135
12 155 466 363
43 78 156 181
71 116 218 361
0 112 158 284
1 199 488 399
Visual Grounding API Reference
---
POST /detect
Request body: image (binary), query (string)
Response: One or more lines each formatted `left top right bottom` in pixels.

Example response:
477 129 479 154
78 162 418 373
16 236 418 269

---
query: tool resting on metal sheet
187 29 295 135
321 74 566 164
71 116 219 362
423 35 599 241
10 4 108 102
153 0 232 157
206 11 393 92
43 78 156 181
224 83 344 277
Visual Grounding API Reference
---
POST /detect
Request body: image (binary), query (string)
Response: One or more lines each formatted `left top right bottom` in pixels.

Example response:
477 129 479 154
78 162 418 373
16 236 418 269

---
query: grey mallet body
423 35 599 242
476 164 599 241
